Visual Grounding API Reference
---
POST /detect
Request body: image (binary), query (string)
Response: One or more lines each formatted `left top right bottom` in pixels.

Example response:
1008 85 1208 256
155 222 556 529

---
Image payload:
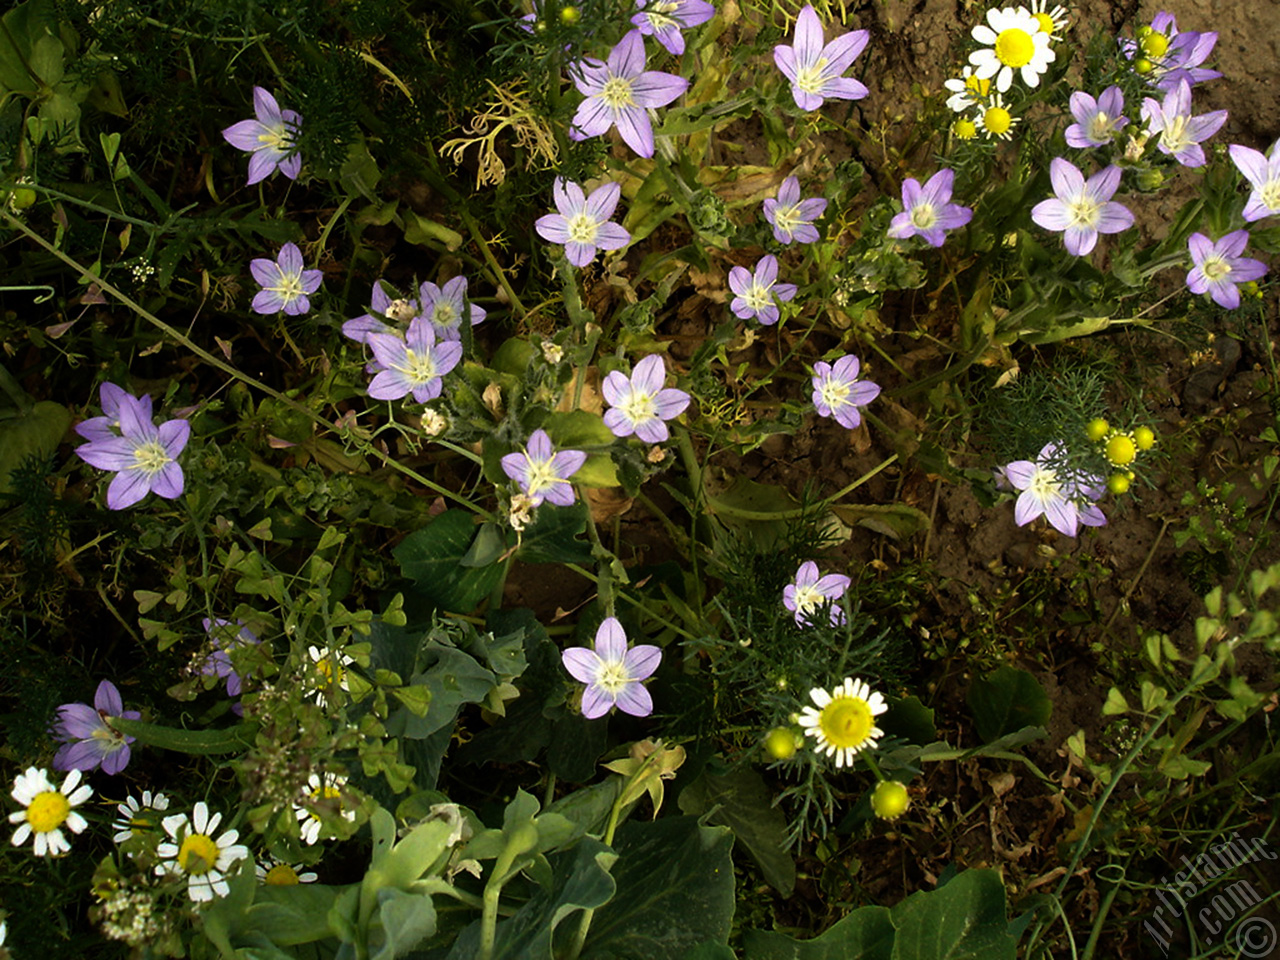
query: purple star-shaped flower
1003 442 1101 537
631 0 715 56
1030 158 1134 256
501 429 587 508
1141 80 1227 168
365 316 463 403
76 382 153 443
201 618 262 698
774 4 869 111
602 354 690 443
75 392 190 510
1229 140 1280 222
419 276 486 340
52 680 141 775
1065 87 1129 148
1186 231 1268 309
783 561 851 627
535 178 631 267
250 242 323 315
811 354 880 429
343 280 405 346
569 30 689 158
221 87 303 185
763 175 827 245
562 617 661 718
886 169 972 248
728 254 797 326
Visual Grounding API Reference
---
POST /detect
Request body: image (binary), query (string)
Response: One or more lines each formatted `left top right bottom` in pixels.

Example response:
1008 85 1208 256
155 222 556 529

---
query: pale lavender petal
792 5 824 64
252 87 282 124
634 418 669 443
1049 158 1084 199
277 242 303 275
564 241 596 267
94 680 123 715
1095 202 1134 234
563 647 602 684
527 429 555 462
773 44 798 84
150 462 185 499
847 380 881 406
107 469 152 510
536 213 573 245
367 370 411 401
1068 91 1096 127
594 223 630 250
631 71 689 109
101 746 132 775
1044 497 1079 537
608 30 647 79
278 152 302 181
501 452 531 486
1013 489 1043 526
614 106 655 158
552 449 587 479
158 419 190 457
76 437 136 471
653 387 690 420
595 617 628 663
245 150 279 186
57 703 102 739
1229 144 1267 187
794 561 819 587
1063 224 1097 256
585 182 621 221
581 685 612 719
571 97 614 139
774 282 797 302
614 683 653 717
1031 198 1070 231
253 290 287 314
631 354 666 395
222 119 267 152
1003 460 1037 490
823 29 870 76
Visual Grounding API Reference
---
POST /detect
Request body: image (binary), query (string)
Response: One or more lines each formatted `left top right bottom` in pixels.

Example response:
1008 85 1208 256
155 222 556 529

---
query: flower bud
1133 426 1155 450
871 780 910 820
559 5 580 25
1105 433 1137 466
1086 418 1110 442
764 727 799 760
1107 472 1131 495
1135 168 1165 192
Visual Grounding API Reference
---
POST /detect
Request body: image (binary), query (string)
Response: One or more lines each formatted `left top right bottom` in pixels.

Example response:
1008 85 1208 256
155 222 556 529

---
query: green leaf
391 684 432 717
889 869 1017 960
743 905 893 959
368 887 437 960
518 500 594 564
394 510 504 613
1102 688 1129 716
1158 755 1212 780
966 666 1052 744
111 717 257 756
27 32 63 85
582 818 734 960
245 884 344 947
880 696 936 745
0 400 70 495
400 645 496 738
678 767 795 896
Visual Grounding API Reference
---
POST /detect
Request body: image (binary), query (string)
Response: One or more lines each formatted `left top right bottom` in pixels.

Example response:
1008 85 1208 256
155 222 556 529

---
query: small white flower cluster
99 886 163 946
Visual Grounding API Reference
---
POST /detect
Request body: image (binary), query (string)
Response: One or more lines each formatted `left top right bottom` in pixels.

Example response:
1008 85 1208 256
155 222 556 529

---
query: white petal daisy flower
1028 0 1070 40
798 677 888 767
294 771 358 845
968 6 1056 93
307 644 356 706
154 801 250 902
943 66 993 113
113 790 171 844
9 767 93 856
976 93 1020 140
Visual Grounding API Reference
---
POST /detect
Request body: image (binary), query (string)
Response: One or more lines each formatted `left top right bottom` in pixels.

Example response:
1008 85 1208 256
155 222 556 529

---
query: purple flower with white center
221 87 303 185
763 176 827 245
811 354 880 429
76 382 153 443
631 0 715 56
1003 442 1091 537
1030 158 1134 256
602 354 690 443
1065 87 1129 148
535 178 631 267
201 618 261 698
250 243 323 315
419 276 485 340
365 316 463 403
568 30 689 158
501 429 587 508
1186 231 1268 309
783 561 851 627
1141 80 1227 168
773 4 870 111
728 255 797 326
886 169 973 248
52 680 140 775
343 281 409 346
562 617 661 719
1229 140 1280 222
75 393 190 510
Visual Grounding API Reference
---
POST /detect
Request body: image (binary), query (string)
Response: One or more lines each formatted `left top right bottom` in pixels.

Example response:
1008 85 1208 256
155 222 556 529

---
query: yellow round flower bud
9 187 36 210
1107 473 1131 495
871 780 910 820
559 5 580 25
1133 426 1155 451
1086 418 1110 442
1136 25 1153 38
953 118 977 140
764 727 799 760
1140 32 1169 58
1134 58 1154 75
1105 433 1137 466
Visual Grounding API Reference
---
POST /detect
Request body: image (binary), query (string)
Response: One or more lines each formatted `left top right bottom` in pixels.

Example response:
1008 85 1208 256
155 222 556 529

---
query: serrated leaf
518 501 594 565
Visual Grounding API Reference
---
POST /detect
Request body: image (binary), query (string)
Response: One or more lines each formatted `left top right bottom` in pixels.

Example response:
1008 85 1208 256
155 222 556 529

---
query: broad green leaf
880 696 936 745
368 887 437 960
401 645 496 738
889 869 1017 960
966 666 1052 744
743 905 893 960
0 400 70 495
518 500 594 564
394 509 503 613
245 885 344 946
678 767 795 896
582 818 734 960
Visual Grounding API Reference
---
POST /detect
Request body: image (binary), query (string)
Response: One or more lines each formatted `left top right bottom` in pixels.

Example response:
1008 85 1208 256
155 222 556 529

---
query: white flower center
619 389 657 425
524 456 567 499
742 280 773 312
397 347 438 386
270 270 304 303
642 1 679 30
910 202 937 229
1066 195 1100 228
133 440 173 477
791 584 823 617
595 659 631 694
1087 112 1112 141
819 377 851 410
1200 254 1231 281
567 212 600 243
1159 114 1193 155
772 203 803 236
432 301 459 328
1260 177 1280 211
794 57 830 96
601 76 636 110
1027 466 1062 503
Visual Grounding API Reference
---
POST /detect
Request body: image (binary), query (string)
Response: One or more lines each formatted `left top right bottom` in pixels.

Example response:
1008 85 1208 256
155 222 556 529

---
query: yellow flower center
910 203 937 229
1200 256 1231 282
314 655 344 687
265 863 301 885
965 74 991 96
396 347 438 387
270 271 304 302
27 791 71 833
1066 195 1100 227
566 212 599 244
601 76 636 110
595 659 630 694
641 1 679 30
983 106 1012 135
619 389 657 426
819 377 851 410
994 28 1035 68
954 119 977 139
524 456 568 499
1159 115 1193 155
795 57 830 96
1261 179 1280 211
1088 112 1112 141
132 440 173 477
257 124 293 152
771 204 803 236
1140 32 1169 58
818 695 874 749
1033 12 1055 34
178 833 220 876
432 301 459 327
1106 434 1137 465
790 584 824 618
1028 467 1061 501
742 281 772 312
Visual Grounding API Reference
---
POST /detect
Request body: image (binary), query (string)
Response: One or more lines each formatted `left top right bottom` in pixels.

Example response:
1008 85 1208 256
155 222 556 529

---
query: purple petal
1229 144 1267 186
277 242 303 274
773 44 798 84
792 5 824 64
222 120 267 152
793 561 819 587
634 418 670 443
56 703 102 739
54 740 105 772
585 182 621 221
1044 497 1079 537
623 643 661 680
552 450 587 479
631 354 666 395
107 469 152 510
501 452 531 486
614 682 653 717
607 30 647 79
245 150 280 186
594 223 631 251
1049 158 1084 200
94 680 123 715
1013 489 1044 526
536 213 572 245
581 684 613 719
571 97 614 140
631 71 689 109
1063 224 1098 256
101 745 132 775
1095 202 1135 234
527 430 555 462
76 437 136 472
252 87 283 124
158 419 190 457
150 462 185 499
562 647 602 684
822 29 870 76
1031 198 1070 232
614 106 656 158
1003 460 1037 490
653 387 690 420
